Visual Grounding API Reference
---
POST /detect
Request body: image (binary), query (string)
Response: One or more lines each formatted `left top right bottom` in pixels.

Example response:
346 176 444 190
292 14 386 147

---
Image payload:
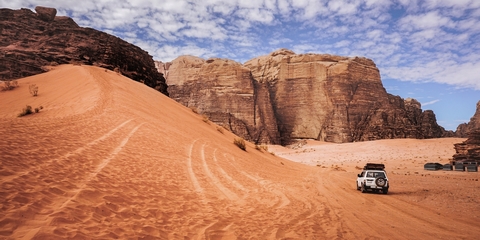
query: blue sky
2 0 479 130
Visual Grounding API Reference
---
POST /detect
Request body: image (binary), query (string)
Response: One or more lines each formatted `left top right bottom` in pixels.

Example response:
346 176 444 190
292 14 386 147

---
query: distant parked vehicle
356 163 389 194
424 163 443 171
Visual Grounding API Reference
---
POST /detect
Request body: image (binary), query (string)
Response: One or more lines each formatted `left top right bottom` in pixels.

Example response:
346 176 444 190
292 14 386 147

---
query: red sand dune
1 65 479 239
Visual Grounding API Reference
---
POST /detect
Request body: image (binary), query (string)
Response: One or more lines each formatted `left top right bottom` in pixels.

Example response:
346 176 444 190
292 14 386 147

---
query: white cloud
422 99 440 106
1 0 479 92
398 11 454 31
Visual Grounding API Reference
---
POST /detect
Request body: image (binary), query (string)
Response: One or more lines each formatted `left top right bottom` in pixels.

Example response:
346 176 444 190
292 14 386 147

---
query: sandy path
1 65 479 239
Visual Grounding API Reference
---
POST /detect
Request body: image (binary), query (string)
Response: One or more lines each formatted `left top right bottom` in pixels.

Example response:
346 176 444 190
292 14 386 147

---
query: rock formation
455 100 480 137
166 49 447 144
0 7 167 95
453 130 480 162
453 101 480 162
167 56 281 144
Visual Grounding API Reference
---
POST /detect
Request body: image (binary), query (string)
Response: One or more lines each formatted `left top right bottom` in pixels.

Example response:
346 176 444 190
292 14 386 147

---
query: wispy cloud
422 99 440 106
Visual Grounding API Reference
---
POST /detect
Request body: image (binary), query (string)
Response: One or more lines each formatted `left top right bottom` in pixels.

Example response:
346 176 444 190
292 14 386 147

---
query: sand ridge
0 65 479 239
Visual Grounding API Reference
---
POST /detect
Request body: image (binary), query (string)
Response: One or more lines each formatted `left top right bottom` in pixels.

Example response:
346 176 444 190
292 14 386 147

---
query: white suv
356 163 389 194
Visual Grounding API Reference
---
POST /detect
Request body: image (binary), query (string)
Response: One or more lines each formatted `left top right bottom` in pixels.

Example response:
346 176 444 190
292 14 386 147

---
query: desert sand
0 65 479 239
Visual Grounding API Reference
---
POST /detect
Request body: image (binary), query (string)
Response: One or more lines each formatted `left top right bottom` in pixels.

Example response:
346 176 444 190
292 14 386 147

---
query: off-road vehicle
356 163 389 194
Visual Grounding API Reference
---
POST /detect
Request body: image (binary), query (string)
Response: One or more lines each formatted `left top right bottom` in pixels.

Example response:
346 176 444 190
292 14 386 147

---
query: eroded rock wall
166 49 447 144
167 56 280 144
456 101 480 137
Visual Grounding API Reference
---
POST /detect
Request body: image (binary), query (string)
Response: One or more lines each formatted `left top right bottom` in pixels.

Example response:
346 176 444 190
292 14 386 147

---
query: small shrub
190 107 198 114
29 84 39 96
216 126 224 134
2 79 18 91
34 106 43 113
18 105 33 117
234 137 246 151
202 115 210 124
255 144 268 152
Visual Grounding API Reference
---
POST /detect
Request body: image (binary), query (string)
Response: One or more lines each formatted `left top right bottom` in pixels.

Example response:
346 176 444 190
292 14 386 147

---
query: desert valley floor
0 65 479 239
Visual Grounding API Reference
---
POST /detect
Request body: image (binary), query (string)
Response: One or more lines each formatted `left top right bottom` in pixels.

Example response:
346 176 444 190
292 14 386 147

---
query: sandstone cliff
455 100 480 137
167 56 281 144
165 49 447 144
453 130 480 162
453 101 480 162
0 6 168 95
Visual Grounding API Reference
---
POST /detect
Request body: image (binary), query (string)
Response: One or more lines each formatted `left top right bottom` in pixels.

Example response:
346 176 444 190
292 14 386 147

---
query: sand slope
0 65 479 239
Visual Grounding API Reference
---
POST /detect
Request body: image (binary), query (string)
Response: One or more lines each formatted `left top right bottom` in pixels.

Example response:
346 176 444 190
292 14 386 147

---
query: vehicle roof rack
364 163 385 170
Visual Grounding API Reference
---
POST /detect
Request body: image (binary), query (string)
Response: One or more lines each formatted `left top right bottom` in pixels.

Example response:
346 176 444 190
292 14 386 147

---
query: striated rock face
166 49 447 144
455 101 480 137
453 101 480 162
0 7 168 95
167 56 281 144
453 130 480 162
244 49 446 143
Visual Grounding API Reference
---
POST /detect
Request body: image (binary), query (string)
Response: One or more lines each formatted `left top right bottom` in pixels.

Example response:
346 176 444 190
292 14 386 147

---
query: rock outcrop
0 7 167 95
166 49 447 144
455 101 480 137
167 56 281 144
453 130 480 162
453 101 480 162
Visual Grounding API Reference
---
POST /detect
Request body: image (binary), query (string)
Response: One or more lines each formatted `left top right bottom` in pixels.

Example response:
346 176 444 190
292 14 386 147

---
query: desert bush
2 80 18 91
234 137 246 151
255 144 269 152
190 107 198 114
34 106 43 113
29 84 38 96
216 126 224 134
18 105 33 117
202 115 210 124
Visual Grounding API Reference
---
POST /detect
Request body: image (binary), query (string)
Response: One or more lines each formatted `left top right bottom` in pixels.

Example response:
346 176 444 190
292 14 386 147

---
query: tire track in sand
187 139 204 195
11 122 143 239
58 123 144 209
212 149 248 193
222 153 290 209
200 144 240 202
23 123 145 239
0 119 133 184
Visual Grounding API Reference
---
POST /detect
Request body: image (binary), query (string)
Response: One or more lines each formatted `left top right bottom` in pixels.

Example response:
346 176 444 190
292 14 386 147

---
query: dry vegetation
234 137 246 151
1 79 18 91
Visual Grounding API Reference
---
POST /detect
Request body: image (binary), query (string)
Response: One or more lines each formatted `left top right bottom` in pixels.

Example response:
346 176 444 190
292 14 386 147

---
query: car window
373 172 385 178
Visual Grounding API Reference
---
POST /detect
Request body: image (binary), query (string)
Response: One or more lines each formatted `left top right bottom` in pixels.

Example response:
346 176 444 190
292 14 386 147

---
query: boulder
35 6 56 22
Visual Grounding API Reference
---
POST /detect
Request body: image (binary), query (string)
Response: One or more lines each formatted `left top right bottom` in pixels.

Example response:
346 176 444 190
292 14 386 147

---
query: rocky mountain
455 100 480 137
164 49 448 144
0 6 167 95
453 101 480 162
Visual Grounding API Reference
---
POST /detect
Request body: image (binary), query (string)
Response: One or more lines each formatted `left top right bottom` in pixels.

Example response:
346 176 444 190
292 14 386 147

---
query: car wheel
361 184 367 193
357 182 361 190
375 177 386 187
383 188 388 194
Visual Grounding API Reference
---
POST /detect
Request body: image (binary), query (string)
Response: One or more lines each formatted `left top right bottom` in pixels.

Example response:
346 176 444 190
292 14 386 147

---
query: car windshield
366 172 385 178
